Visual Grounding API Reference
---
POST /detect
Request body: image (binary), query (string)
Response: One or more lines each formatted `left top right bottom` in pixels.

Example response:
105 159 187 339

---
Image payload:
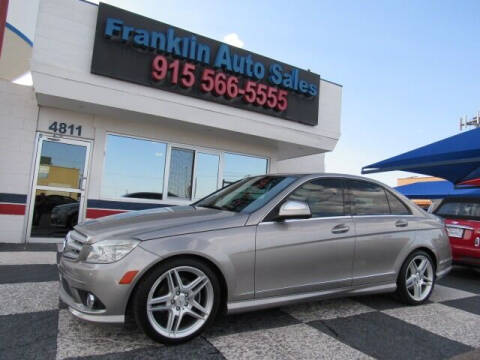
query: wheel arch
125 253 229 321
397 246 438 283
411 246 438 271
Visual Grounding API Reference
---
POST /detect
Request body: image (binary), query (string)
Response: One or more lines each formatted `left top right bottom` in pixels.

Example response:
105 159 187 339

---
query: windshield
435 200 480 220
194 175 298 213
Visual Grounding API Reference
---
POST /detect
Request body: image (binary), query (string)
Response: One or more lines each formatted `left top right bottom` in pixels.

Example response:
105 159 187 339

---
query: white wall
0 0 40 80
31 0 342 160
0 80 38 243
6 0 40 43
274 154 325 174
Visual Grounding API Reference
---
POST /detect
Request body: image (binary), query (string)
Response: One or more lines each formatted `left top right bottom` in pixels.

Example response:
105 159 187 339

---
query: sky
85 1 480 186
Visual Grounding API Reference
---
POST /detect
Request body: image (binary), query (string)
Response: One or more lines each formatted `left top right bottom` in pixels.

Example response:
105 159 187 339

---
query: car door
346 179 414 286
254 178 355 299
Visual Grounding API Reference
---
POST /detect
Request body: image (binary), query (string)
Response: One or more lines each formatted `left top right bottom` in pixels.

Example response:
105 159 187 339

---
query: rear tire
396 250 436 305
132 258 221 344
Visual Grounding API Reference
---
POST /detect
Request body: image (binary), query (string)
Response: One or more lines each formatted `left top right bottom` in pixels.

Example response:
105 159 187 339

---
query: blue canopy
362 127 480 184
395 181 480 199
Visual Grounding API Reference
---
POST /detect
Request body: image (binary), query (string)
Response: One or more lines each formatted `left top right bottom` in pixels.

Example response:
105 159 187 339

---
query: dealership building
0 0 342 243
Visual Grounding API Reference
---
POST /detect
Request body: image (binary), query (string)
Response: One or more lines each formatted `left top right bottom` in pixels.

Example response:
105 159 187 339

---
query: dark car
51 202 79 229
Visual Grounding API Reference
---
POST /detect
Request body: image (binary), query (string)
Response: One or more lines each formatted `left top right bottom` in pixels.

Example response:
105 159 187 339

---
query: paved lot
0 244 479 360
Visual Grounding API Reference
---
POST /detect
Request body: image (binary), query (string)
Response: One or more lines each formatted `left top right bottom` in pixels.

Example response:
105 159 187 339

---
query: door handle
332 224 350 234
395 220 408 228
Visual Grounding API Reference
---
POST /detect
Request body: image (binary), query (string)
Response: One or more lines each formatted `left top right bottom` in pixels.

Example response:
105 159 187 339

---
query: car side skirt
227 282 397 314
436 265 452 279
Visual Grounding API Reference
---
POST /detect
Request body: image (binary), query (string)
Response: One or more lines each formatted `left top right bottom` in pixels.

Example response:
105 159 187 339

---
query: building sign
91 3 320 126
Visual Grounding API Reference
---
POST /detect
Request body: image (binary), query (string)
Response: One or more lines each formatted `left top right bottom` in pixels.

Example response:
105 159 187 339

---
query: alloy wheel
405 254 434 302
146 266 214 339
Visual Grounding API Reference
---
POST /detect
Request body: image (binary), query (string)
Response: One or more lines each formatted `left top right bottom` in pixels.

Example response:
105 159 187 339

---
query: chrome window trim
352 214 416 219
260 215 353 225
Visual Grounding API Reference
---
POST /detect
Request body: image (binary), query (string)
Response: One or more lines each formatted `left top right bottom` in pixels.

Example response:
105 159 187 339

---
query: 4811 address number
48 122 82 136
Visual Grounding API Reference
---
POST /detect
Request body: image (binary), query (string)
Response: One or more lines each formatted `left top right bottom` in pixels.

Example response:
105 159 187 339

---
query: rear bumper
453 257 480 268
452 245 480 268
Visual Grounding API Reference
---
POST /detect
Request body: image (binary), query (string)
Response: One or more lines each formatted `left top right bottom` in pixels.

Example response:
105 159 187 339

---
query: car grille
63 230 88 260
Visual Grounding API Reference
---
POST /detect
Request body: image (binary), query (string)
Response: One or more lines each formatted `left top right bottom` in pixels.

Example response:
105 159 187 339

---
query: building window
222 153 268 187
194 153 219 200
102 135 167 200
167 147 194 199
102 134 268 202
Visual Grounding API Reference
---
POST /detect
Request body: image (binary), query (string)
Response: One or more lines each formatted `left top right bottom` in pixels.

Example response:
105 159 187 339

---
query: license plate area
447 227 464 238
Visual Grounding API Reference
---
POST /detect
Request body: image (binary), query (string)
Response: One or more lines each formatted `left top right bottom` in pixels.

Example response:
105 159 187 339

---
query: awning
395 181 480 199
362 127 480 185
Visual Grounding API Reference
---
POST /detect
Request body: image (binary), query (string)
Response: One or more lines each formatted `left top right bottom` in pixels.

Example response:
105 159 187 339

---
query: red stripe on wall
0 203 25 215
0 0 9 58
86 208 127 219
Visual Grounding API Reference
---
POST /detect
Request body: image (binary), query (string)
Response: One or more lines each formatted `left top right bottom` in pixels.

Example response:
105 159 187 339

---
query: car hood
74 206 249 242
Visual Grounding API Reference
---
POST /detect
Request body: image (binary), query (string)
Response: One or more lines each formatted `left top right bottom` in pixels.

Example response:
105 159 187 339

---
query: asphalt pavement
0 243 479 360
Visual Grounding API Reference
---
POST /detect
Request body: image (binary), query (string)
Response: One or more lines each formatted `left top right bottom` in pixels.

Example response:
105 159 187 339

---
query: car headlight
86 239 140 264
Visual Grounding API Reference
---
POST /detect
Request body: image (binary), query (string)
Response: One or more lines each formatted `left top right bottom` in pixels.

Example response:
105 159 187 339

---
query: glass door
28 134 91 240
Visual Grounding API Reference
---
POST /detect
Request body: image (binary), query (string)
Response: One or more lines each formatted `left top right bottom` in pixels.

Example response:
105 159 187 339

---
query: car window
194 175 298 213
435 200 480 220
286 178 345 218
348 180 390 215
386 192 411 215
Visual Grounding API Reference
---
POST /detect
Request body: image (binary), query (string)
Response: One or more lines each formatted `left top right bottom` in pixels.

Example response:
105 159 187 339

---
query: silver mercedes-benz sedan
58 174 452 344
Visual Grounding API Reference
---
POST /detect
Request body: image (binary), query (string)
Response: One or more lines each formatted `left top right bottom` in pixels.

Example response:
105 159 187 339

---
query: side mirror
277 200 311 220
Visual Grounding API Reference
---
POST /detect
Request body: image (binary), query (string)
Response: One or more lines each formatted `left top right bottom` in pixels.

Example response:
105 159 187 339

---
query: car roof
267 173 391 186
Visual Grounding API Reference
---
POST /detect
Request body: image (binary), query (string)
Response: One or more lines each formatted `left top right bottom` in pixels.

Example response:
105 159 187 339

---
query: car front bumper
58 245 160 323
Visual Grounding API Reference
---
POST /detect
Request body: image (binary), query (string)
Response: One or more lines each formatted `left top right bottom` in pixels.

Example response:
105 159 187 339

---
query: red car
433 197 480 268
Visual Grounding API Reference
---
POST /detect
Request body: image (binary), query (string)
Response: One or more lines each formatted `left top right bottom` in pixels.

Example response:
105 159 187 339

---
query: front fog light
86 293 95 309
86 239 140 264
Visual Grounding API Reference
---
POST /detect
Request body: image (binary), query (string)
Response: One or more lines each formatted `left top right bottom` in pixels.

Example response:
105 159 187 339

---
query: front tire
396 250 436 305
132 258 221 344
